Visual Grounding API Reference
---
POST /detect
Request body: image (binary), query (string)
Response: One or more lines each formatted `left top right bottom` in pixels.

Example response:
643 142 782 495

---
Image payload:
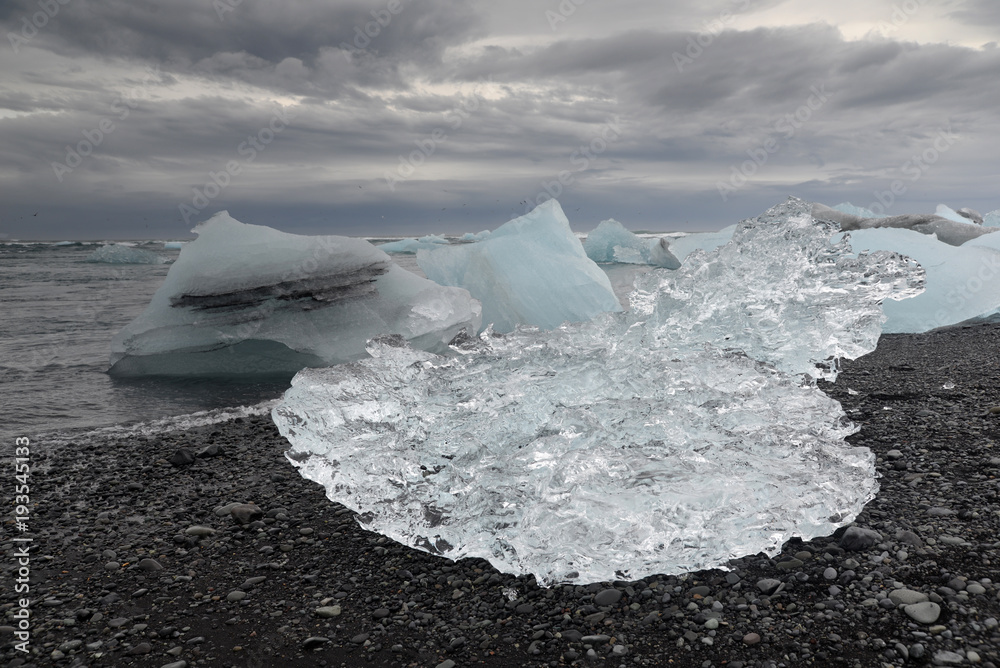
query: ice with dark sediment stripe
273 197 924 585
108 211 481 377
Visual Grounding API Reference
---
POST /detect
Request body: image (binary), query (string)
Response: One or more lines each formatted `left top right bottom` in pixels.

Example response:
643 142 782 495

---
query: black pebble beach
4 323 1000 668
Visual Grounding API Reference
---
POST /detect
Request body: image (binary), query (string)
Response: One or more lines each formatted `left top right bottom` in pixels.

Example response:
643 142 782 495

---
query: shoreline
3 325 1000 667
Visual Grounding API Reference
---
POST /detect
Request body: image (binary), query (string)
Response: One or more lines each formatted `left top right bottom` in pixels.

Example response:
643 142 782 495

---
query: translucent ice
273 198 923 585
843 226 1000 332
666 226 736 262
417 200 622 333
583 219 680 269
85 244 169 264
163 241 186 250
109 212 481 376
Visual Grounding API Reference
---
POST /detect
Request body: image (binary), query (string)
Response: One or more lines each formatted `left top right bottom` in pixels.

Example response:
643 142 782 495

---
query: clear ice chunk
85 244 169 264
109 212 481 376
272 198 924 585
417 200 622 333
583 219 680 268
842 226 1000 332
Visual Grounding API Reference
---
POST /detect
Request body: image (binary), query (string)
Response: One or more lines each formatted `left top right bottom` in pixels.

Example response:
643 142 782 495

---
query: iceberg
583 219 680 269
812 203 997 247
935 204 983 225
273 198 923 585
460 230 491 242
985 209 1000 228
831 202 888 219
666 226 736 262
109 212 481 377
844 226 1000 332
416 200 622 333
377 234 449 254
85 244 169 265
163 241 186 250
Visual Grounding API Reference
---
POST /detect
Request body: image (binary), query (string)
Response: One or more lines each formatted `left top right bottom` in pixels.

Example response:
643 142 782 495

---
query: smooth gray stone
903 601 941 624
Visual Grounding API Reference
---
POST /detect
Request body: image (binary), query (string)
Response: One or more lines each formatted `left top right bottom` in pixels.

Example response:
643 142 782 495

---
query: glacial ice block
377 235 450 254
109 212 481 376
86 244 169 264
812 203 997 247
843 226 1000 332
831 202 888 219
416 200 622 333
583 219 680 269
273 198 924 585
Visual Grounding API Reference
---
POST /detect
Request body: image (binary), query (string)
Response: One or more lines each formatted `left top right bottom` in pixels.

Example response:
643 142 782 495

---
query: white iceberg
273 198 923 585
85 244 169 265
583 219 680 269
843 226 1000 332
416 200 622 333
109 212 481 376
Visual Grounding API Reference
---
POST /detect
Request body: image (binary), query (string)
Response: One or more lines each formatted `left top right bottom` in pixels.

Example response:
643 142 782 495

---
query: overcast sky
2 0 998 239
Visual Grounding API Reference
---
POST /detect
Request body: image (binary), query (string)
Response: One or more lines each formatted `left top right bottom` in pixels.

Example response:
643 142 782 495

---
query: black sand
4 324 1000 668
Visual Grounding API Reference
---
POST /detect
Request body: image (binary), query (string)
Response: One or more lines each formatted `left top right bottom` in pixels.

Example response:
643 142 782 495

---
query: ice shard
109 212 481 376
273 198 923 585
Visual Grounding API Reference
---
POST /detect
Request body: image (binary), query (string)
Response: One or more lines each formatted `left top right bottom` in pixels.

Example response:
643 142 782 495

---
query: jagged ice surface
273 199 924 585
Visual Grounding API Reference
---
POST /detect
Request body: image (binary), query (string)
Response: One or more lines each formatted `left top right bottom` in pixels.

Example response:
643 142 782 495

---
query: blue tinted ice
417 200 622 333
583 219 680 268
273 198 924 585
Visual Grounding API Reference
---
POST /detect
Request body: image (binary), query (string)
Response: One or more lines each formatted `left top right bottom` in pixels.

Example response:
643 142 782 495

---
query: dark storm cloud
4 0 484 66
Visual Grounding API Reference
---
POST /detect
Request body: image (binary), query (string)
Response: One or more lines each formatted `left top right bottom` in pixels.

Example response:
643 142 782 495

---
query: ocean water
0 238 652 450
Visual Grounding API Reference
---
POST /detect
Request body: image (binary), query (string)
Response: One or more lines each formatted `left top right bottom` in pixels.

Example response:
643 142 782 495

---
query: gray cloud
1 1 999 239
